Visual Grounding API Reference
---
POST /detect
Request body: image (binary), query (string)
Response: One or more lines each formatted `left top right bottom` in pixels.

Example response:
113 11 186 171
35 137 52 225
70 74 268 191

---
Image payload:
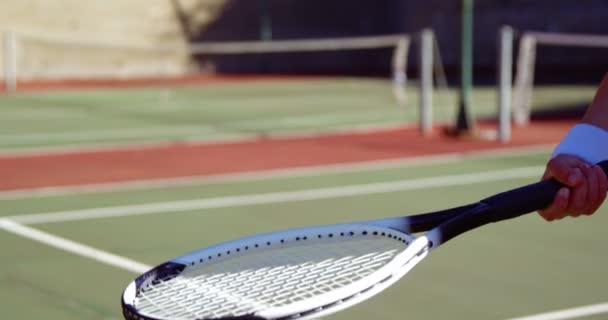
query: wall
200 0 608 83
402 0 608 82
2 0 607 82
0 0 227 79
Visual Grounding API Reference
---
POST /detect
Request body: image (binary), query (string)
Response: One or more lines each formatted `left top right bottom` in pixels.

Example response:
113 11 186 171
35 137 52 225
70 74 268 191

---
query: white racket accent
123 162 608 320
260 236 431 320
123 224 430 320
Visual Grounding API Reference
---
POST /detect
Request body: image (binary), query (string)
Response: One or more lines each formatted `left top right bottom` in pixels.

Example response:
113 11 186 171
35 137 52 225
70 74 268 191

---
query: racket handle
431 160 608 248
482 160 608 221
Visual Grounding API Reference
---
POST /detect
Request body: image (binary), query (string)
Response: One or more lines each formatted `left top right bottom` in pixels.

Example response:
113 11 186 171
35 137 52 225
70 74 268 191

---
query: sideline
0 120 407 156
0 218 150 274
506 303 608 320
1 217 605 320
1 164 603 320
5 166 543 225
0 145 551 200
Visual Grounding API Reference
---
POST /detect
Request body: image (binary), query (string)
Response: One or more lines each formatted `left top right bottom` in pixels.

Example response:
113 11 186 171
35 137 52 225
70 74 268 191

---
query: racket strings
134 236 407 319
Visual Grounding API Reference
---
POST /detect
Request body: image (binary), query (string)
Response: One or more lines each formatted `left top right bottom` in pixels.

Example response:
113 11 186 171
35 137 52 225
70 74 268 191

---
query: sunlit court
1 1 607 320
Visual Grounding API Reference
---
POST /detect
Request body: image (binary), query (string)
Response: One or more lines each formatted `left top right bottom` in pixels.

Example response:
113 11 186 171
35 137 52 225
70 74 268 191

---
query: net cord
4 31 411 92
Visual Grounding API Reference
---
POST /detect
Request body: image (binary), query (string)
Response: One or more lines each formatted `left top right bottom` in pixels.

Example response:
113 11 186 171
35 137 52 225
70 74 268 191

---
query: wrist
551 123 608 164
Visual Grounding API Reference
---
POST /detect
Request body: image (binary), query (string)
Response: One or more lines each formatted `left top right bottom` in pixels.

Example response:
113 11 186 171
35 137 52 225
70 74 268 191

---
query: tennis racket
122 161 608 320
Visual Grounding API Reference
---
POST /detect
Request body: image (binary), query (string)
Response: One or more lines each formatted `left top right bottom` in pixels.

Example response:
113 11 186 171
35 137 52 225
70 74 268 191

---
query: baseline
6 166 543 225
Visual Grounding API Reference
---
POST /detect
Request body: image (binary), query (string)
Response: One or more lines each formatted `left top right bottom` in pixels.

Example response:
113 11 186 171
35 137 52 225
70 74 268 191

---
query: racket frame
122 223 430 320
122 160 608 320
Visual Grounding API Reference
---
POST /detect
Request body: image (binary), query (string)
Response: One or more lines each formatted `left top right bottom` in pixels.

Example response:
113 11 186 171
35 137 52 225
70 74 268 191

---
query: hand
538 154 607 221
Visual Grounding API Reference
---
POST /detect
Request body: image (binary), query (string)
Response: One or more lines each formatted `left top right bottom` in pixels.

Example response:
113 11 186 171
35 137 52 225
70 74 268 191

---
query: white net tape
3 31 409 82
513 30 608 126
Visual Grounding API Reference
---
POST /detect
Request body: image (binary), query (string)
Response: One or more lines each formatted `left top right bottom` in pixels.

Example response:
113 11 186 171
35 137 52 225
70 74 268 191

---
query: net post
512 33 537 127
455 0 475 134
391 36 410 107
419 29 434 136
497 26 514 143
3 31 17 93
391 36 409 85
431 33 449 92
258 0 272 41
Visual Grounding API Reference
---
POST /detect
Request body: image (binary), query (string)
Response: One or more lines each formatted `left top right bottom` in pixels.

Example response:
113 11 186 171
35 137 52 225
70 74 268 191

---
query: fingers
538 188 569 221
582 165 608 216
567 164 590 217
539 155 608 221
545 156 585 187
581 164 599 216
567 164 608 217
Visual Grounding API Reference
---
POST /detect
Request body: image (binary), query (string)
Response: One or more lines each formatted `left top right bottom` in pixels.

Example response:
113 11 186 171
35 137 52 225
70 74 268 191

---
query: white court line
0 218 150 274
0 126 218 145
0 164 602 320
5 166 544 225
0 144 553 200
0 110 390 145
0 122 409 157
0 114 407 155
1 164 603 320
506 303 608 320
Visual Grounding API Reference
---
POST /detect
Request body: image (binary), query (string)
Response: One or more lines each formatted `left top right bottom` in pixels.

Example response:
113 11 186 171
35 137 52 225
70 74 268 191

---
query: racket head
122 223 430 320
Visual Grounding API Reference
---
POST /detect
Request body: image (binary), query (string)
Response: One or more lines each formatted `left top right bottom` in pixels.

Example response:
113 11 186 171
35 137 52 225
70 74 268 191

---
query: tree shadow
188 0 401 75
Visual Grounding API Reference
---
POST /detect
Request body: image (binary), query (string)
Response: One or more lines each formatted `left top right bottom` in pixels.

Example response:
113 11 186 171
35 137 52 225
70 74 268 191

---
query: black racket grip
431 160 608 247
481 160 608 221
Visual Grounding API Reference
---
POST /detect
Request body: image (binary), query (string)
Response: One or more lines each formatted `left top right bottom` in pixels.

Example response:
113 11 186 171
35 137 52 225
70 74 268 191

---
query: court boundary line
1 164 605 320
1 217 606 320
0 144 553 200
0 125 222 144
0 122 410 157
0 218 150 273
5 166 544 224
506 303 608 320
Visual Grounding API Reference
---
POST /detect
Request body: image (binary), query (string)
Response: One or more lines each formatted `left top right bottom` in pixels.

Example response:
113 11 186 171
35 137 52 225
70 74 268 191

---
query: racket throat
398 236 432 269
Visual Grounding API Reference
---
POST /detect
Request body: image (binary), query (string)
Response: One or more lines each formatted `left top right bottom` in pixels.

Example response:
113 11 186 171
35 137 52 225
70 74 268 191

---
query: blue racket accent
428 160 608 247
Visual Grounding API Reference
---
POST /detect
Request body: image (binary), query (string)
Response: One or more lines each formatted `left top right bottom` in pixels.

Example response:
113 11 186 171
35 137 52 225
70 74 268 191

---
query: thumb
545 156 586 187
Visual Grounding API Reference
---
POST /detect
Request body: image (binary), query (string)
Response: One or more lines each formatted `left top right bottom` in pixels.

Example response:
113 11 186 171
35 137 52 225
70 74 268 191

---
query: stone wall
2 0 606 82
0 0 226 79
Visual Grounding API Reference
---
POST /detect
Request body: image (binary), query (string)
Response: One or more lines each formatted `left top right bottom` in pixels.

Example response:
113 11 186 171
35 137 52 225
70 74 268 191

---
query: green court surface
0 77 597 150
1 149 607 320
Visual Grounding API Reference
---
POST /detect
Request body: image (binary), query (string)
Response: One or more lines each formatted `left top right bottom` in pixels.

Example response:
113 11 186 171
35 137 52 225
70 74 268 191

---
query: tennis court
0 77 597 151
2 3 607 319
1 147 607 320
